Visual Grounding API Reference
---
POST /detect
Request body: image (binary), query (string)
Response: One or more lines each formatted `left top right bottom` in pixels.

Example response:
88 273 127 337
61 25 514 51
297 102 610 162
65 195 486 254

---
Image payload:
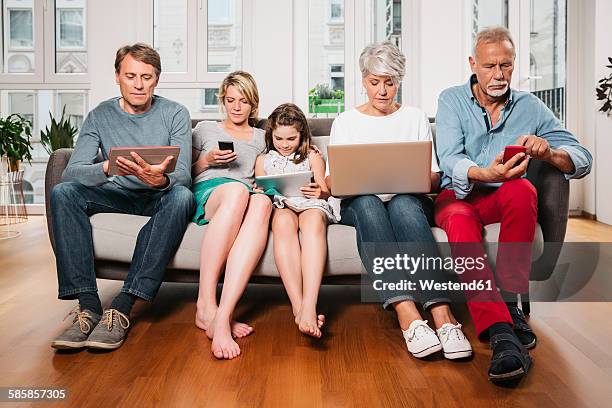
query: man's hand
116 152 172 188
469 151 529 183
205 149 237 166
516 135 552 161
103 160 110 176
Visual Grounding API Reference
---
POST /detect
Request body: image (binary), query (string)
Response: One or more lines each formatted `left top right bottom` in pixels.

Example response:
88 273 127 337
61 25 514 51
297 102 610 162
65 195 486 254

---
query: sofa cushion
89 213 543 276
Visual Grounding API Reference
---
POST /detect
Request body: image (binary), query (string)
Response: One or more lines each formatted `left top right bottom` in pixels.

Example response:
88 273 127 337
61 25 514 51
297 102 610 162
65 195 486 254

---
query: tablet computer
255 171 313 197
327 141 432 196
108 146 180 176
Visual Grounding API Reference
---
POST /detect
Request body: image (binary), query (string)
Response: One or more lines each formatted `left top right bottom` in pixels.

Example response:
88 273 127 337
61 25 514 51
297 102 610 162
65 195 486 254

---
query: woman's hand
204 149 237 166
300 182 330 200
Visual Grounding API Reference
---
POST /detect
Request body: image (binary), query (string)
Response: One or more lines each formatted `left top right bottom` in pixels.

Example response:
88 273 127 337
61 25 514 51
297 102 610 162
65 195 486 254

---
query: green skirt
191 177 277 225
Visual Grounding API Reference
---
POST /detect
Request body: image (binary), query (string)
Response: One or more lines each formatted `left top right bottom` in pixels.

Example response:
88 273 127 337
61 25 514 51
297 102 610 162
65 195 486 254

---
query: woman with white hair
326 41 472 360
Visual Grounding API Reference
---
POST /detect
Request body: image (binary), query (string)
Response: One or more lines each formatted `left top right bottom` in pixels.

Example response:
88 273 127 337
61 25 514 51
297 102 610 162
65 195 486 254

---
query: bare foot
317 314 325 329
210 317 241 360
295 307 322 338
195 306 253 339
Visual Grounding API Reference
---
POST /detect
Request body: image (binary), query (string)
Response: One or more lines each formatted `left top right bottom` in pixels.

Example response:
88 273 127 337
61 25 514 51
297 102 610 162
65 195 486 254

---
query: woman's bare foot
209 316 241 360
295 307 323 338
195 306 253 339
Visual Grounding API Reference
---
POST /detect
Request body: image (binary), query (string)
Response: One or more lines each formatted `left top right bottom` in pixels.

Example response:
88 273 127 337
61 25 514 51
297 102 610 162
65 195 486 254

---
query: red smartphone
502 145 527 164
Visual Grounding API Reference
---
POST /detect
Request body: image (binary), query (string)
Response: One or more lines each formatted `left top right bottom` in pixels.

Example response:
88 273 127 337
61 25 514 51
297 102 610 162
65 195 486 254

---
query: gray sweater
62 95 192 191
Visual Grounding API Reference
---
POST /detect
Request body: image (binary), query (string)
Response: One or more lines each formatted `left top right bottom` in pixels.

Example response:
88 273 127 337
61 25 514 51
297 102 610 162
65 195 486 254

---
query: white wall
87 0 143 108
247 0 293 117
593 0 612 224
414 0 469 116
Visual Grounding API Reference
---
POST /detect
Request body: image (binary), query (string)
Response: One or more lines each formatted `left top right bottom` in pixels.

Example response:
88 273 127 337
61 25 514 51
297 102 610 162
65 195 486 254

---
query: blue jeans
340 194 452 309
50 181 195 301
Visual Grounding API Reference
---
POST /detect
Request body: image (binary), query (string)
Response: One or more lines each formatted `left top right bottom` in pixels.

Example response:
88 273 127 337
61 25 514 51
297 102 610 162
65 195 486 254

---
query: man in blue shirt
50 44 194 351
434 27 592 383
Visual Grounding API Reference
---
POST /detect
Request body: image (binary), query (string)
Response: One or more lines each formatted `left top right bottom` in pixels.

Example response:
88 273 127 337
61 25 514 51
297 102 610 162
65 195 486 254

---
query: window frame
0 0 43 83
43 0 89 84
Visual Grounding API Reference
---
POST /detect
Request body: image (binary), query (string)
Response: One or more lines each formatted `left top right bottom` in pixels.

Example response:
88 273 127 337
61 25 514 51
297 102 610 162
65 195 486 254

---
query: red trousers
434 178 538 338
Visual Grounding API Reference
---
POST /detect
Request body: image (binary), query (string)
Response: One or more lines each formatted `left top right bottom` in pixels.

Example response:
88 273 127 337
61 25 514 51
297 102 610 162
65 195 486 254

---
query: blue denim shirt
436 75 593 199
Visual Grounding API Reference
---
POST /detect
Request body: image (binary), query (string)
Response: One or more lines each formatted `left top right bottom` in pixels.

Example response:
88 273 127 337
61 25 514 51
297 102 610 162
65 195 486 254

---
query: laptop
327 141 432 196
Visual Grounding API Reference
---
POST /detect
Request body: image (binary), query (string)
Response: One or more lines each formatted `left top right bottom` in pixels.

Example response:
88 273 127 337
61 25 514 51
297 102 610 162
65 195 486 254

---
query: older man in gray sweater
50 43 194 351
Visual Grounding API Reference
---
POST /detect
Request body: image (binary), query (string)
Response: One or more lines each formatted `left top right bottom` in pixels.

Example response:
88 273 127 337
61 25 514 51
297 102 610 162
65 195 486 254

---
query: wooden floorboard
1 217 612 407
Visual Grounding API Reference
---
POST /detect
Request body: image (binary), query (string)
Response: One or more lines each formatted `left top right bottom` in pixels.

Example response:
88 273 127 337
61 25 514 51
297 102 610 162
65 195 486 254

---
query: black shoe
508 306 537 349
488 332 533 383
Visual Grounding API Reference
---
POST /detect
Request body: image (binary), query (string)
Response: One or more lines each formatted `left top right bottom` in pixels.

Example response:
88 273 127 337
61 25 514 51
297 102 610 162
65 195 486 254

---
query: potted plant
596 57 612 115
308 84 345 114
40 106 78 155
0 113 33 172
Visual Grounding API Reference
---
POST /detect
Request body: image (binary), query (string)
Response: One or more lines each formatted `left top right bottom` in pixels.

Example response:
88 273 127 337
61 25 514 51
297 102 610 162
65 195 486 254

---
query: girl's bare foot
209 316 241 360
295 307 322 338
195 306 253 339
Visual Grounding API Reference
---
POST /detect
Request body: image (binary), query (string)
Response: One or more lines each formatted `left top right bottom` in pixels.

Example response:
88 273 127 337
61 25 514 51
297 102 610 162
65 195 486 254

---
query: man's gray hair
472 26 516 57
359 41 406 85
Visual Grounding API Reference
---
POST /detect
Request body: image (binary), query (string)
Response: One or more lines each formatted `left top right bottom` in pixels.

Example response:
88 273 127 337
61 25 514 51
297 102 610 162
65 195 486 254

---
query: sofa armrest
526 159 569 281
45 148 73 253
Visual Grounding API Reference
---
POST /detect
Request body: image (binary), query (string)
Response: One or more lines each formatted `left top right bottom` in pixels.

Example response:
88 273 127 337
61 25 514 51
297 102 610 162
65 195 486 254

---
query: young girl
255 103 338 338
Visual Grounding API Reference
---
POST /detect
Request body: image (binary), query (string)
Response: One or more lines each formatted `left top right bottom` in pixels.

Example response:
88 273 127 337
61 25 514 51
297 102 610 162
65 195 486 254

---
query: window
57 91 86 129
55 1 87 74
472 0 508 39
203 88 218 108
2 1 36 74
155 88 223 120
529 0 566 123
9 9 33 48
308 0 345 118
330 0 343 21
153 0 189 73
208 64 231 73
207 0 242 73
7 92 34 125
330 64 344 91
58 9 84 48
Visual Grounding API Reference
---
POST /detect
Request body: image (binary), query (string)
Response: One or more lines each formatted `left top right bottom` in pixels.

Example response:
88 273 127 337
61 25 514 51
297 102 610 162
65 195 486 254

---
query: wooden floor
1 217 612 407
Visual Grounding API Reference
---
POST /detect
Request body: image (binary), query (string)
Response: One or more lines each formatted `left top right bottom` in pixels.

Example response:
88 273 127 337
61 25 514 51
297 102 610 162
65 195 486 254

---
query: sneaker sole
443 350 473 360
489 367 526 382
411 343 442 358
51 340 87 349
85 340 124 350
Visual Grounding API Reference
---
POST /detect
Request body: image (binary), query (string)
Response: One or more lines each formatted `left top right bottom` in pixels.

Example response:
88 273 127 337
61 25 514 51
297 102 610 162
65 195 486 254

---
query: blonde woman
191 71 272 360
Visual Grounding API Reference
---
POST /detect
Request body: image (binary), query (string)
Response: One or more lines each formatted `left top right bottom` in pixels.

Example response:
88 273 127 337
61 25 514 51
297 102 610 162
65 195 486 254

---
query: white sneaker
436 323 473 360
402 320 442 358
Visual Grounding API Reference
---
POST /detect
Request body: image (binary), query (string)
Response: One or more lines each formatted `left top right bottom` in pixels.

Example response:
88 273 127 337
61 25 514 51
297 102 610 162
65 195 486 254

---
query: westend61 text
372 279 494 292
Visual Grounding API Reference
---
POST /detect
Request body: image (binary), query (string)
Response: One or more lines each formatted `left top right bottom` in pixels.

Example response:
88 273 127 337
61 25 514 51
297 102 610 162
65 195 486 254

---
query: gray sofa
44 118 569 299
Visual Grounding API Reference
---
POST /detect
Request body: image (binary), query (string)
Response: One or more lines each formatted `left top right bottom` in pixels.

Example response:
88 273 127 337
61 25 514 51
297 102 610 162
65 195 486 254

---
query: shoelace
100 309 130 332
408 320 433 340
63 308 93 334
438 324 464 344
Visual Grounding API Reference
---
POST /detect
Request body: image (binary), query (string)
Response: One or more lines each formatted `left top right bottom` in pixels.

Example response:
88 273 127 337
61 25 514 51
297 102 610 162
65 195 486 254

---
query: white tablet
255 171 313 197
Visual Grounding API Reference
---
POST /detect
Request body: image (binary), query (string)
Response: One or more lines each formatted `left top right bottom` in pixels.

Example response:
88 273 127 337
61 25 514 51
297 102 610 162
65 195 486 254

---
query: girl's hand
204 149 237 166
252 182 264 193
300 182 329 199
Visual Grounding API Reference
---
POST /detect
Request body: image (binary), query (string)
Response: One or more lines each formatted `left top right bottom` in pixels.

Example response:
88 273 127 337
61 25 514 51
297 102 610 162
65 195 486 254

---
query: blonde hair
473 26 516 58
218 71 260 127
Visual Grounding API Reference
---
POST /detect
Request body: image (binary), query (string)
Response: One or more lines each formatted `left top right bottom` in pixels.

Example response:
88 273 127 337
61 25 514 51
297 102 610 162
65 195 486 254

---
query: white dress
263 150 338 223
